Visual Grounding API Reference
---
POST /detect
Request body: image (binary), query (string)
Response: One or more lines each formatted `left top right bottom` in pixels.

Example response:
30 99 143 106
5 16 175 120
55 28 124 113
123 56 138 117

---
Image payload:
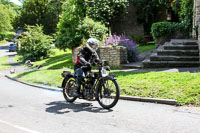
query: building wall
111 3 144 36
111 2 168 37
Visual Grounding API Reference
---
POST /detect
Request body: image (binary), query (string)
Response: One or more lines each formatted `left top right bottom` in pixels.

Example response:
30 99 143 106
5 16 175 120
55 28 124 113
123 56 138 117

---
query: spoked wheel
63 78 77 103
97 77 120 109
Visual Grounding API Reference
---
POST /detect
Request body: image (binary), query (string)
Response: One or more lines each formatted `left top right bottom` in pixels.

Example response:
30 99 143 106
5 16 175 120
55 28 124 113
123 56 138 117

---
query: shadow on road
45 101 113 114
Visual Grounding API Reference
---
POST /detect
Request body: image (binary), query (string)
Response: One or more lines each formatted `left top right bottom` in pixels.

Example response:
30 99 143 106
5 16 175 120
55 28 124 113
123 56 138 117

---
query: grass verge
15 49 74 69
138 44 155 53
11 70 200 106
0 56 12 70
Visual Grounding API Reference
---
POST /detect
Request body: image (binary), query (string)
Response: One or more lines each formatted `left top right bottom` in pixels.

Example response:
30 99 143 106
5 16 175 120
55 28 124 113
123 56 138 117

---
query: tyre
97 77 120 109
63 77 77 103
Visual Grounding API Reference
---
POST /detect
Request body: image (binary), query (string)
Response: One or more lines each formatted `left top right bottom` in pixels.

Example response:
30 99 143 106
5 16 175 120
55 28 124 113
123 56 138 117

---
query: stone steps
164 45 198 50
143 60 199 68
142 39 199 68
157 50 199 56
150 54 199 61
170 39 198 45
171 42 198 45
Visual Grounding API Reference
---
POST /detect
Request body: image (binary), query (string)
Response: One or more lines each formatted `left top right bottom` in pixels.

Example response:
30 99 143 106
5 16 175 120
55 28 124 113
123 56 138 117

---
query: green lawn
0 56 12 70
11 70 200 106
138 44 155 53
15 49 74 69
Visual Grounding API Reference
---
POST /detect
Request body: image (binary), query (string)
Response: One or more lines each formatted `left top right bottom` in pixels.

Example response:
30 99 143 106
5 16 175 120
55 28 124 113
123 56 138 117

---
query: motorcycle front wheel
97 77 120 109
63 78 77 103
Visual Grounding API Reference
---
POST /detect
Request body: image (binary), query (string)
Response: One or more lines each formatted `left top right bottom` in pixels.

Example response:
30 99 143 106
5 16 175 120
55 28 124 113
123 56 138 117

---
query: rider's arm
77 49 90 66
92 52 102 66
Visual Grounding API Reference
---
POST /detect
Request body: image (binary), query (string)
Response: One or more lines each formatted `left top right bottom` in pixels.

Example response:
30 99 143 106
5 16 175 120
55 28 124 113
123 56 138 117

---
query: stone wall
72 46 127 66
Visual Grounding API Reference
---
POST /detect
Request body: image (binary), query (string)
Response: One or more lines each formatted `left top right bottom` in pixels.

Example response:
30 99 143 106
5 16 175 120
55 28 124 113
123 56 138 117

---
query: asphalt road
0 75 200 133
0 42 17 57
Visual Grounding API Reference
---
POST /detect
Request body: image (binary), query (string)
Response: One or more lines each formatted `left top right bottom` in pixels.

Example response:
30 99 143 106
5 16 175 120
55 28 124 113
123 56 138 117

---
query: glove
98 60 103 65
85 62 91 67
96 60 102 66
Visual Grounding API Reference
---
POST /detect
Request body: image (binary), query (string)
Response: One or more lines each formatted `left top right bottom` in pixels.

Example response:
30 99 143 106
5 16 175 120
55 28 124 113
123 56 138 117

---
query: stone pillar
197 0 200 65
192 0 196 38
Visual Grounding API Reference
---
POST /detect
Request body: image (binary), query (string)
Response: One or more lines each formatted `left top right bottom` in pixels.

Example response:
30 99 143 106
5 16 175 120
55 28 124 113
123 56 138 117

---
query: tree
87 0 129 28
14 0 66 34
56 0 86 50
0 4 13 33
48 0 66 22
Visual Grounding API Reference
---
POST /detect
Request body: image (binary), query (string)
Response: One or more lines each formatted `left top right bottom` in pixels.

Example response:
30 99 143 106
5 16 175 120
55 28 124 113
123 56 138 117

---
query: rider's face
91 44 97 49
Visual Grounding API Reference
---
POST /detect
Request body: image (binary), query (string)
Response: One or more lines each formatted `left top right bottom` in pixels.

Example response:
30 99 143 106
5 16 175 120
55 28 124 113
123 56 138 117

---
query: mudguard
61 71 74 88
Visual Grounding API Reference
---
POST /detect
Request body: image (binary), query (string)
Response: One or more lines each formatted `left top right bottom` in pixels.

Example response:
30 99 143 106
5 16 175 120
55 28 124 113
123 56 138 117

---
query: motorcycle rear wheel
63 78 77 103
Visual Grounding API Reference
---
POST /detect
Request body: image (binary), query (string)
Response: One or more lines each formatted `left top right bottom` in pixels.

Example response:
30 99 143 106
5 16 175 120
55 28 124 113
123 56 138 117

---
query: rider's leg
74 68 84 97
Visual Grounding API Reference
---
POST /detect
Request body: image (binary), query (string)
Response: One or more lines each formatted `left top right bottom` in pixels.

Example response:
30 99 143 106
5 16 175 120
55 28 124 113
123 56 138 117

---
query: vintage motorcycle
61 62 120 109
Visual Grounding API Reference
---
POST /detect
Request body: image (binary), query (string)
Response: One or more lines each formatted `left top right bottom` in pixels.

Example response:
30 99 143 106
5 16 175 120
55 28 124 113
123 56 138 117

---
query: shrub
18 25 54 61
103 34 139 62
78 17 108 42
151 22 186 39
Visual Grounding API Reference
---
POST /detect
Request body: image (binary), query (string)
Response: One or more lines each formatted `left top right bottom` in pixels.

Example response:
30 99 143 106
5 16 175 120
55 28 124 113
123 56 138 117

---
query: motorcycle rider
73 38 101 97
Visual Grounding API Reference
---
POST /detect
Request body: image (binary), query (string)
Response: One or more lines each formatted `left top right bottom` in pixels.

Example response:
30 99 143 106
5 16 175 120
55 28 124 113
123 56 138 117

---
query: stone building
111 3 144 36
111 2 168 37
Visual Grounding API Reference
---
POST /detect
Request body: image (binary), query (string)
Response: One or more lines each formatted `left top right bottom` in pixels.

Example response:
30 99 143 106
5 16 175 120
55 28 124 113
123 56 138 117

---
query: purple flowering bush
103 34 140 62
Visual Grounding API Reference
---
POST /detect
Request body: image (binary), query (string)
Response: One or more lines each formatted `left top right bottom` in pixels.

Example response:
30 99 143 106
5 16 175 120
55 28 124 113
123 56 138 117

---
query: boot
73 85 81 97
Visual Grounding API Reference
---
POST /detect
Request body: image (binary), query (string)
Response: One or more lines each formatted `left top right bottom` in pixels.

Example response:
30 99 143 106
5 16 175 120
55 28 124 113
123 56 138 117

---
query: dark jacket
74 47 100 71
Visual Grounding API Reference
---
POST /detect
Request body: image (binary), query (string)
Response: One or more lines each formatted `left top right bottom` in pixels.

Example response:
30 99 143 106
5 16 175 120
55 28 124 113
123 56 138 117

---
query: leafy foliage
0 3 17 34
13 0 65 34
78 17 108 42
179 0 193 33
56 1 107 50
0 0 21 35
0 4 12 33
131 0 168 35
0 32 15 41
18 25 54 61
151 22 186 39
87 0 129 27
56 0 85 49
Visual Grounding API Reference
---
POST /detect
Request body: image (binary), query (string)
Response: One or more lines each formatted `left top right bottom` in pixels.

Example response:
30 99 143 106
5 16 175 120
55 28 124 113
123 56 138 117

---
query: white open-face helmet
86 38 99 52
